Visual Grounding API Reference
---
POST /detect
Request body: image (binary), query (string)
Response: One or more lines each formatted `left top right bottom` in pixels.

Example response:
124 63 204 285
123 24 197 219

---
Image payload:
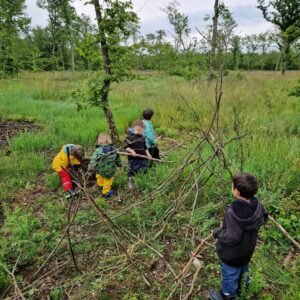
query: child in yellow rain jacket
88 133 121 198
52 144 84 198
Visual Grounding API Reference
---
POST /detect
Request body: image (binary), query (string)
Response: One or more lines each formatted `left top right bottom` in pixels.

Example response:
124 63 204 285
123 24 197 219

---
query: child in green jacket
88 133 121 198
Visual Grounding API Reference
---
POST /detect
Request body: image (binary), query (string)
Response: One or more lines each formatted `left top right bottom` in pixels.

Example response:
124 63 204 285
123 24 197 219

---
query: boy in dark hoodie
209 172 268 300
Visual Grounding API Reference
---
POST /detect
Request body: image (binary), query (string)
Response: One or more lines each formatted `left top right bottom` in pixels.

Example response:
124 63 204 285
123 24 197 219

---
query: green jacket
88 144 121 179
143 120 157 149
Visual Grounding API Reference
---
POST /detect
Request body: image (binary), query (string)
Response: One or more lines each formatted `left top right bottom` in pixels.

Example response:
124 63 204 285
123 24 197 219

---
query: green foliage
50 288 64 300
289 80 300 97
0 0 30 76
0 205 43 265
44 172 61 190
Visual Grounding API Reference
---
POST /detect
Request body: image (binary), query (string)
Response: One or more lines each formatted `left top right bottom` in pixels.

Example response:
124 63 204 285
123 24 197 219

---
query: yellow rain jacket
52 144 81 173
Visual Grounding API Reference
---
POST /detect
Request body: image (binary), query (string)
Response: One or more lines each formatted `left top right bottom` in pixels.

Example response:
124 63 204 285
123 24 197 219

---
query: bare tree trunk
59 45 65 70
71 42 75 72
207 0 219 81
275 54 280 72
93 0 120 144
281 37 289 76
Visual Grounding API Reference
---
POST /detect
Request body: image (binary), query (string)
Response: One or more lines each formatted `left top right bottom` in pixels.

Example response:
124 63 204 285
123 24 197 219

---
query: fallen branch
123 228 177 278
67 196 81 273
161 137 186 148
118 151 172 163
0 253 25 300
176 233 213 282
183 260 204 300
33 196 81 279
269 215 300 250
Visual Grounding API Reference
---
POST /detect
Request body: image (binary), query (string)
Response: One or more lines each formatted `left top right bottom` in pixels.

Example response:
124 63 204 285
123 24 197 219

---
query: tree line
0 0 299 78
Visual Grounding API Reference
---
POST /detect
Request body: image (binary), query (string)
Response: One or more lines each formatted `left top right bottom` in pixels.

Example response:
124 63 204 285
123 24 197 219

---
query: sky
25 0 274 36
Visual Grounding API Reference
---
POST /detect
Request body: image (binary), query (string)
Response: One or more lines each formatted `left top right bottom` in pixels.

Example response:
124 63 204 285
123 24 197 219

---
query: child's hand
146 150 152 160
126 148 136 156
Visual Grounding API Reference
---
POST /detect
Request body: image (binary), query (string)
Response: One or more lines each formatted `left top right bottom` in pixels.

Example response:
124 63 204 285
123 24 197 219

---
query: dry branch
118 151 171 163
33 196 81 279
183 260 204 300
0 253 25 300
176 233 213 282
269 215 300 250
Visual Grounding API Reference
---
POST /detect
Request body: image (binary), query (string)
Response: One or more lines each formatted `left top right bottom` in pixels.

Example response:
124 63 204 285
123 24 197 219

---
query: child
124 120 152 188
142 108 160 160
209 172 268 300
88 133 121 198
52 144 84 199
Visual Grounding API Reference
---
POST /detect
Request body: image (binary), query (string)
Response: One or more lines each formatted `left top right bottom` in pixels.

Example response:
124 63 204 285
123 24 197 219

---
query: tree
37 0 84 71
208 0 219 81
257 31 272 70
0 0 30 76
243 34 259 70
230 35 242 70
87 0 138 143
258 0 300 74
162 0 191 51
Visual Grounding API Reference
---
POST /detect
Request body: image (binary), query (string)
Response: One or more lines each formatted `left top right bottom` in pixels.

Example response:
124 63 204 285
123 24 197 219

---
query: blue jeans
221 262 250 298
128 158 149 177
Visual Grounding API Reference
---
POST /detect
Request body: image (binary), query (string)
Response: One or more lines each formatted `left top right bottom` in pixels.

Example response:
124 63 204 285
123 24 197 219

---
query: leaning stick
269 215 300 250
118 151 171 163
175 233 213 282
183 260 204 300
0 253 25 300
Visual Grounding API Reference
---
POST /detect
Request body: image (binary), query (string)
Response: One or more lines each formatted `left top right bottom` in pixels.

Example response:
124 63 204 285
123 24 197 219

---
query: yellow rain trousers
96 174 114 195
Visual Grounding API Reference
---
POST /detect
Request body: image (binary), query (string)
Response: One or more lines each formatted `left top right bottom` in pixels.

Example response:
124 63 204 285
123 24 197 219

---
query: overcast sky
25 0 274 36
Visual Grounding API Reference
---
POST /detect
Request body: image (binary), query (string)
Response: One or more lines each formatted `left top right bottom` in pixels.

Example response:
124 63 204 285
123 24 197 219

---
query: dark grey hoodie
213 197 268 267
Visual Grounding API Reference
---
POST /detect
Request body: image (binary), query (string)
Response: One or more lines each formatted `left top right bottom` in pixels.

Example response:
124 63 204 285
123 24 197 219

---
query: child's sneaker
65 191 72 199
209 290 234 300
103 189 114 199
65 188 80 199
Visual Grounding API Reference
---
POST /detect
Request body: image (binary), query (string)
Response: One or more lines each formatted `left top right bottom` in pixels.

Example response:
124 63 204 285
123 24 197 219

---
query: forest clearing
0 70 299 299
1 0 300 299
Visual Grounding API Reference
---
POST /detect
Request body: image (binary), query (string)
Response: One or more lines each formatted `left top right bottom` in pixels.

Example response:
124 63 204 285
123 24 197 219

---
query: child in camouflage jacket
88 133 121 198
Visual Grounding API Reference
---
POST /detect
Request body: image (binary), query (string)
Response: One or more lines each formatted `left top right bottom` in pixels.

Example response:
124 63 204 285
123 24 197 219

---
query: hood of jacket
230 197 264 232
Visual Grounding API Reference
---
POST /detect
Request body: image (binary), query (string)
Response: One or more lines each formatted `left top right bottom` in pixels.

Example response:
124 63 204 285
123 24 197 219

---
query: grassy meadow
0 71 299 299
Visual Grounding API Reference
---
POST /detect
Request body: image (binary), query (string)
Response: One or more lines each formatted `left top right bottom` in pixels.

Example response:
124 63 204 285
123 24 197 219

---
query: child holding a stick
88 133 121 198
209 172 268 300
124 120 152 188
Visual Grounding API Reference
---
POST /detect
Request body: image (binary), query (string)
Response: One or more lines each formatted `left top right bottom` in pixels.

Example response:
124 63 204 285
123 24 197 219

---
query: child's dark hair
142 108 154 120
233 172 259 199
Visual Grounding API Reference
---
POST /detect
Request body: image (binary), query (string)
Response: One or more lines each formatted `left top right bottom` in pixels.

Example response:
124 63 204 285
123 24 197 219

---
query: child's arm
214 209 243 246
145 149 152 159
125 147 136 156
